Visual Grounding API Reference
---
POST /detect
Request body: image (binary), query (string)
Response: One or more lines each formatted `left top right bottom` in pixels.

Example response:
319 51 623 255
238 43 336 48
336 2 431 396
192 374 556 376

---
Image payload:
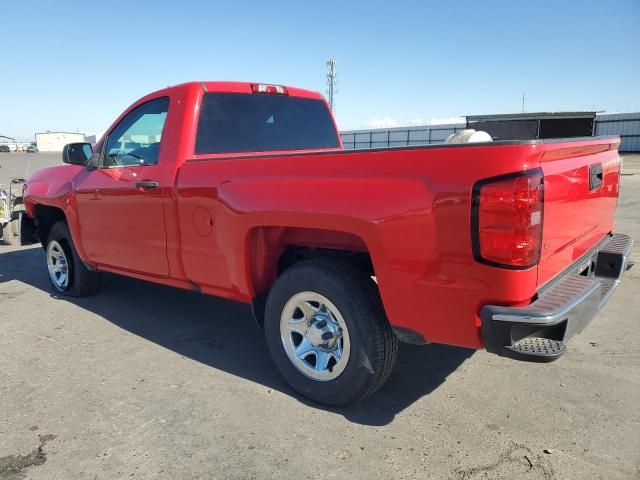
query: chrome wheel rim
280 291 350 381
47 240 69 291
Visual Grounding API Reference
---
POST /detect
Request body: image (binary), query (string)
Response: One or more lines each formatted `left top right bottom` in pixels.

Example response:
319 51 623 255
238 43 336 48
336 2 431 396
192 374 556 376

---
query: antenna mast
326 59 337 111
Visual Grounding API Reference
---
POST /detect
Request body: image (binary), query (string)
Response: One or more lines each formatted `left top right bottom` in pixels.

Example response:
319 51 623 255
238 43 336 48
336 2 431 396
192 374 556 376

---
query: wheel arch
246 225 378 326
33 204 67 247
31 204 93 268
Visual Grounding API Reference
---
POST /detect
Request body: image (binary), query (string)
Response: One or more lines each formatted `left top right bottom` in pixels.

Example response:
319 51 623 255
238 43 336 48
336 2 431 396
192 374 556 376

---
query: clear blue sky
1 0 639 140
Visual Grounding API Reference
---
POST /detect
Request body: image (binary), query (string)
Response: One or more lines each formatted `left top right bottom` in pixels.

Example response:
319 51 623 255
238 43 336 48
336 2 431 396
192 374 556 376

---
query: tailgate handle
589 163 603 190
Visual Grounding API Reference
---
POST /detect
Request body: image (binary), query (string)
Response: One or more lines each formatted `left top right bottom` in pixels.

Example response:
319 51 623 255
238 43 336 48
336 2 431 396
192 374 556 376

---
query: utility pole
326 59 337 111
522 92 526 113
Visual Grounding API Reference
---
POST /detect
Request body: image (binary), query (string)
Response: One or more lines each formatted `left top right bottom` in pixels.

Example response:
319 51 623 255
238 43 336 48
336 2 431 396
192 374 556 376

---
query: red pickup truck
21 81 632 405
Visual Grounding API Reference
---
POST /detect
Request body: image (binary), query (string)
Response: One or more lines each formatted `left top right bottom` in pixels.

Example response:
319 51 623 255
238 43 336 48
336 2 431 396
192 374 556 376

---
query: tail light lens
471 169 544 269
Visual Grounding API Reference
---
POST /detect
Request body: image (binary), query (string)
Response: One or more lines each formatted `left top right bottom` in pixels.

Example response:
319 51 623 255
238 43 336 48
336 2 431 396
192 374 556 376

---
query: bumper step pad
504 338 567 362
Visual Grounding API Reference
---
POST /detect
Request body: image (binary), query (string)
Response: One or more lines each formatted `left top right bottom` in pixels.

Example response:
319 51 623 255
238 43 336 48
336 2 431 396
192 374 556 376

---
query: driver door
75 96 170 276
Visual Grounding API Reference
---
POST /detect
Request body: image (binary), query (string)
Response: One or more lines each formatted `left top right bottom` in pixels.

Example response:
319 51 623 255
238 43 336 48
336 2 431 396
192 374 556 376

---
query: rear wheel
45 221 101 296
264 259 398 406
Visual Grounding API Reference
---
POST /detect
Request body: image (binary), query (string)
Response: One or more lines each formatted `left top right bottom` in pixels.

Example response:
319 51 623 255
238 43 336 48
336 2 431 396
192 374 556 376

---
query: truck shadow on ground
0 247 473 426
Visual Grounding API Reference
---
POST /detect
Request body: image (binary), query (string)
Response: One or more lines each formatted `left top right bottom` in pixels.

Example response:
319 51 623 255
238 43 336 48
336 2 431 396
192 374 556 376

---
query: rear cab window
195 93 340 155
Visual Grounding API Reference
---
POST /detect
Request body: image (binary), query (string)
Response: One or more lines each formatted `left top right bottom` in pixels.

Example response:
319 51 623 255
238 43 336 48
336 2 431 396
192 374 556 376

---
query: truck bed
176 135 621 348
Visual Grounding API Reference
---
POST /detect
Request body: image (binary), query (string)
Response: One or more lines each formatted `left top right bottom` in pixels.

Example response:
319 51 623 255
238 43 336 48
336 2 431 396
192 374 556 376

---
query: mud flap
20 213 39 246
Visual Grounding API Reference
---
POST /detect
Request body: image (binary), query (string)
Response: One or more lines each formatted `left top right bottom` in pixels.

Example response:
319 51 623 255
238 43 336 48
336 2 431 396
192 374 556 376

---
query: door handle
135 181 159 189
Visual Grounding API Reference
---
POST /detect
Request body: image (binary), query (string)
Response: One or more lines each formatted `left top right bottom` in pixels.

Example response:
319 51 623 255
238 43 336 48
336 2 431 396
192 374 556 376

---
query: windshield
195 93 340 155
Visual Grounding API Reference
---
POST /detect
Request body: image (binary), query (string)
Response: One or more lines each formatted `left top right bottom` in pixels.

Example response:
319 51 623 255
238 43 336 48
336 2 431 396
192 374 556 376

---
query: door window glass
104 97 169 167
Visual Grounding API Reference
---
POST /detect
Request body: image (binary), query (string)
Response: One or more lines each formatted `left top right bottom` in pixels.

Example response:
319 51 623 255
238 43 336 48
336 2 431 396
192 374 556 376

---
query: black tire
264 258 398 406
12 214 21 242
45 220 101 296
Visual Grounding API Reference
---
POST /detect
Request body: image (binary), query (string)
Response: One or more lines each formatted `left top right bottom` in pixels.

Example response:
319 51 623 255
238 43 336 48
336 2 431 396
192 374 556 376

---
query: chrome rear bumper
481 233 633 362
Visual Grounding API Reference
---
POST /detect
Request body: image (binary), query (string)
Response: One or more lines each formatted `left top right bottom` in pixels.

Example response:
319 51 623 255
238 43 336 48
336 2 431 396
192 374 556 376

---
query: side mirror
62 143 93 165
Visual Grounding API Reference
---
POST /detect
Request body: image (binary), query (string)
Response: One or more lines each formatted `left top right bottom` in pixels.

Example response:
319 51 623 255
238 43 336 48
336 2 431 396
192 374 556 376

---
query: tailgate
537 137 622 286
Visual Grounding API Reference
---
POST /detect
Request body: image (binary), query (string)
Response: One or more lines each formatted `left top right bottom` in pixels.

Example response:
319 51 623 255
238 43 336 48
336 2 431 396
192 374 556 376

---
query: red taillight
251 83 289 95
472 170 544 269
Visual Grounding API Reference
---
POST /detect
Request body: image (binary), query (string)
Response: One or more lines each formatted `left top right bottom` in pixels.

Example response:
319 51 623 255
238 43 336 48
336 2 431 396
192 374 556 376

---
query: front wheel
45 221 101 296
264 259 398 406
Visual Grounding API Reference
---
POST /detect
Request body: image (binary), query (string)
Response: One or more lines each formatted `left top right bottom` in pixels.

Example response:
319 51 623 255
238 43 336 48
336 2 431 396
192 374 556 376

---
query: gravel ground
1 152 639 480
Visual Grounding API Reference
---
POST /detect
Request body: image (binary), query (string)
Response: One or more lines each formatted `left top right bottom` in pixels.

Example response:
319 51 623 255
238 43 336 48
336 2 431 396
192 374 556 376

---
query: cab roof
153 81 324 100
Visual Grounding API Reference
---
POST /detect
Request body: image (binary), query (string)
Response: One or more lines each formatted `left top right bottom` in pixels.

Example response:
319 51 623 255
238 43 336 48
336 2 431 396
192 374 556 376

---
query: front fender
23 165 89 262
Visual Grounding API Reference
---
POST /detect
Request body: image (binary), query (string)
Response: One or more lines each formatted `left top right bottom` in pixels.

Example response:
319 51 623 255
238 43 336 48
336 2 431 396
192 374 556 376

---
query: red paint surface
23 82 622 349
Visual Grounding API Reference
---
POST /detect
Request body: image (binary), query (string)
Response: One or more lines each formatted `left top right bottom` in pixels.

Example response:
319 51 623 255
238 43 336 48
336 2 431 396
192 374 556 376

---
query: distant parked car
0 145 10 153
26 145 38 153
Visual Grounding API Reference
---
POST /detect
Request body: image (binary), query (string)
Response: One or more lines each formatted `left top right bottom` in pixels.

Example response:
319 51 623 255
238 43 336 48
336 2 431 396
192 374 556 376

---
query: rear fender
215 176 435 332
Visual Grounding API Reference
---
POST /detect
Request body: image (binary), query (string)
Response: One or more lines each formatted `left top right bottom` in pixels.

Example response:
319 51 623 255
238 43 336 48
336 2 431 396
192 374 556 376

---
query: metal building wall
35 132 86 152
341 112 640 152
340 123 464 150
594 113 640 153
